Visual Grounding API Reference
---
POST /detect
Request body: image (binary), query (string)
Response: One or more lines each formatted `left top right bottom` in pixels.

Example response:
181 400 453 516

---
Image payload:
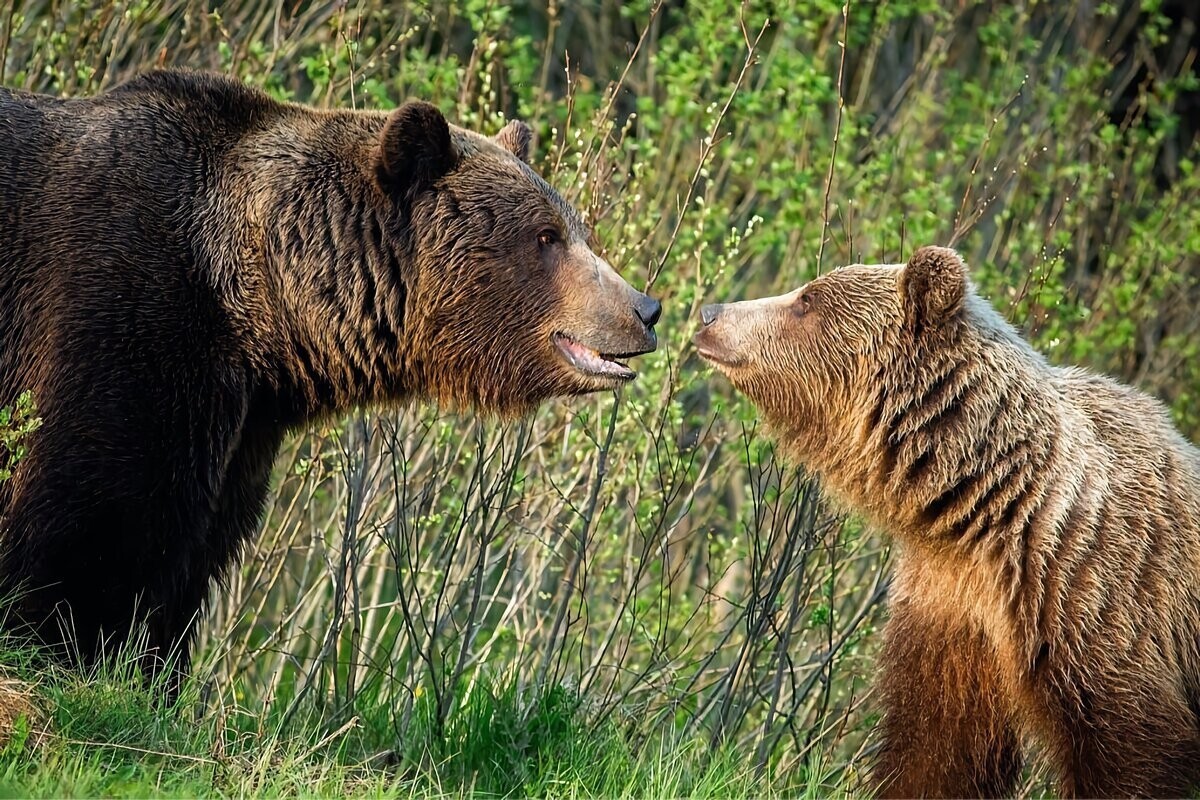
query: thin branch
816 3 850 272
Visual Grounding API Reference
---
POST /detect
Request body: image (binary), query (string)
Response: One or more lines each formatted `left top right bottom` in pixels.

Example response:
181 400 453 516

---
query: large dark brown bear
694 246 1200 798
0 69 660 681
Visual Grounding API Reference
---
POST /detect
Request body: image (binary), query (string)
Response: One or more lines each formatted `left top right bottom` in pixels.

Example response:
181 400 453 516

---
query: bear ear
494 119 532 163
901 246 968 330
377 100 457 195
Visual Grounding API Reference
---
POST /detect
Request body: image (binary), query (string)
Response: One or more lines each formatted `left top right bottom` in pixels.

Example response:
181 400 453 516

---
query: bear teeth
553 333 636 380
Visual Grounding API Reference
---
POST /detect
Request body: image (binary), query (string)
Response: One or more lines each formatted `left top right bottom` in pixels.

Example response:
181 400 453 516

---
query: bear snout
616 310 658 357
700 304 723 326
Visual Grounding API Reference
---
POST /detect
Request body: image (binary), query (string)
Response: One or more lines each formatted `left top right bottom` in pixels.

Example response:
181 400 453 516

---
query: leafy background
1 0 1198 796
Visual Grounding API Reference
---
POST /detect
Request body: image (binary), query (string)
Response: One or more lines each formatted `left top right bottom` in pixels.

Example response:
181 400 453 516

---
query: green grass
0 643 847 799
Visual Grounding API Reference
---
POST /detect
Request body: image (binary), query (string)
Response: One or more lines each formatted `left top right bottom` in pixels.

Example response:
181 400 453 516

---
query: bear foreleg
872 600 1022 798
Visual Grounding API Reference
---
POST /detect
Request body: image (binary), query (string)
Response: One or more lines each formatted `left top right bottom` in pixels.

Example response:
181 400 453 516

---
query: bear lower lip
693 335 744 368
553 333 637 381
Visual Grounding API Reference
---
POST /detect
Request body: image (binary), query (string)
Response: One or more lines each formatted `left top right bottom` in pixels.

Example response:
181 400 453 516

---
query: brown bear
694 246 1200 798
0 69 660 682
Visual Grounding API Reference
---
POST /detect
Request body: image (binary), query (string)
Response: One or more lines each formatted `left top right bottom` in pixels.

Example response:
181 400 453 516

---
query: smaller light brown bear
694 246 1200 798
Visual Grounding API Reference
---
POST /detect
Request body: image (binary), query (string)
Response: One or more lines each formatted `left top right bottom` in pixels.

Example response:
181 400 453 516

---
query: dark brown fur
695 246 1200 798
0 69 659 681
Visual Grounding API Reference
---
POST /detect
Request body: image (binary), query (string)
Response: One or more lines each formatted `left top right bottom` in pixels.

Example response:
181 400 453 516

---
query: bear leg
137 420 285 697
1041 670 1200 798
872 600 1022 798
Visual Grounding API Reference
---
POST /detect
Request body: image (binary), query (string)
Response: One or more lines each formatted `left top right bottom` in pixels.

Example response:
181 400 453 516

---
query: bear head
692 246 1021 471
373 101 661 415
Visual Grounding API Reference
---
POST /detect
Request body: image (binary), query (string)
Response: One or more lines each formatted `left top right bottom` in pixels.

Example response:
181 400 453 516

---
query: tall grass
1 0 1197 796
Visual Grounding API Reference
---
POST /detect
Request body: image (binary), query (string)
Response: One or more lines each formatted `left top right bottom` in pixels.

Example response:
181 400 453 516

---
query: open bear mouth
553 332 643 381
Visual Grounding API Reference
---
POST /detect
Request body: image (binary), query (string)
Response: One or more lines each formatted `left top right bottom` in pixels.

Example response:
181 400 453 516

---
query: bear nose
634 293 662 329
700 304 722 326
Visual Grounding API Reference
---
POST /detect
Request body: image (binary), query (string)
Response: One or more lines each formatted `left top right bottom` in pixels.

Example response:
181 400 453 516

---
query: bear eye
536 229 559 248
795 291 814 315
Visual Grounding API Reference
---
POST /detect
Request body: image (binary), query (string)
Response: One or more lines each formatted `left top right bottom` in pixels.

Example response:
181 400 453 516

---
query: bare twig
816 2 850 273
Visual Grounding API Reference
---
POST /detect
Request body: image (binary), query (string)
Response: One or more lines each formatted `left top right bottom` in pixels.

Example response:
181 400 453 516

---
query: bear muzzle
693 302 751 368
552 293 659 382
550 248 660 384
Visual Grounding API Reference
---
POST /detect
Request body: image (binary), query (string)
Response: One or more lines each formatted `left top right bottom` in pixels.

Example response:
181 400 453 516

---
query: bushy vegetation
1 0 1196 796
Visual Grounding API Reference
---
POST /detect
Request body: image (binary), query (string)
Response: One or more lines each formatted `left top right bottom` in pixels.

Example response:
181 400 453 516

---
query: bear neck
218 112 423 425
823 325 1064 554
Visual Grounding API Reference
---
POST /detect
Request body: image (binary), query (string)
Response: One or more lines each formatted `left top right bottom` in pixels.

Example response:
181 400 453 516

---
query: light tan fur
695 246 1200 797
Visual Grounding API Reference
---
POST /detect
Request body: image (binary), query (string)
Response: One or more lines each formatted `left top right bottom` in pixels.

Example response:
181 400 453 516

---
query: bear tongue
555 334 635 379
